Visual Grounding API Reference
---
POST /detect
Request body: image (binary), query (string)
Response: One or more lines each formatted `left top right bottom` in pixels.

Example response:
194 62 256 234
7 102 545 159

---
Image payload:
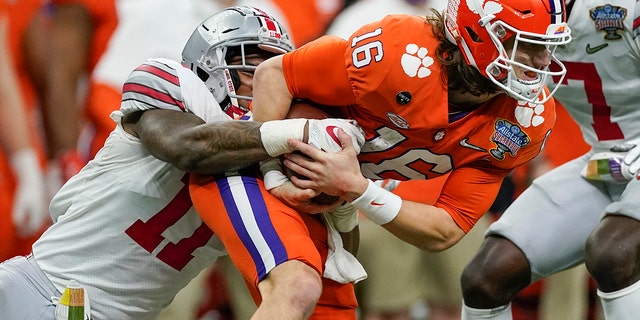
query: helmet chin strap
222 98 249 119
221 69 250 119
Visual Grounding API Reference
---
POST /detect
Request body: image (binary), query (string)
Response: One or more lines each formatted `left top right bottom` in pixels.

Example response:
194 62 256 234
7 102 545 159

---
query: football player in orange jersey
250 0 570 251
184 1 572 319
0 0 51 260
193 1 570 319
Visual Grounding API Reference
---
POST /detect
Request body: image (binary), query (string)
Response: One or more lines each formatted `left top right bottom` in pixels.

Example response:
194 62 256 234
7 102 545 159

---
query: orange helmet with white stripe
444 0 571 104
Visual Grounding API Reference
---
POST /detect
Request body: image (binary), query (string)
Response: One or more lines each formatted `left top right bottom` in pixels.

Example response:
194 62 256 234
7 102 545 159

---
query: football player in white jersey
0 6 363 320
460 0 640 319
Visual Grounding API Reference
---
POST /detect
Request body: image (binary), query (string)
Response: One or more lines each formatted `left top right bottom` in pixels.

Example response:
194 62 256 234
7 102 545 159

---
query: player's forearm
181 119 318 173
42 4 92 159
346 179 465 251
382 201 466 252
42 73 83 159
136 108 317 174
0 23 31 154
174 121 269 174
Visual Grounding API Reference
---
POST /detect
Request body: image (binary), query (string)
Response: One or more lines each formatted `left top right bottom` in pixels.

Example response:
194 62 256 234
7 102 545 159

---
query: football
285 101 340 205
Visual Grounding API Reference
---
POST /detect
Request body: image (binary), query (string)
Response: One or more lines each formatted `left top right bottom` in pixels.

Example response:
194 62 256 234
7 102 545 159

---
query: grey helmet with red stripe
444 0 571 104
181 6 294 116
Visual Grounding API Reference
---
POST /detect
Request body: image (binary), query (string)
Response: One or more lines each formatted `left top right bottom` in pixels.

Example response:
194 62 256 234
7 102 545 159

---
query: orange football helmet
444 0 571 104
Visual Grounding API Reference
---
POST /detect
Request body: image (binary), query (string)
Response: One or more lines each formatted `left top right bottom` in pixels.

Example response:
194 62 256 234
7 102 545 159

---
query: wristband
350 179 402 225
259 158 289 190
259 119 307 157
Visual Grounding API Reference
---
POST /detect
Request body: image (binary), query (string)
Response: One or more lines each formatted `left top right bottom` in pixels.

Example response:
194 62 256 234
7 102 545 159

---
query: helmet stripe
548 0 565 24
250 6 281 35
257 16 283 40
262 17 277 33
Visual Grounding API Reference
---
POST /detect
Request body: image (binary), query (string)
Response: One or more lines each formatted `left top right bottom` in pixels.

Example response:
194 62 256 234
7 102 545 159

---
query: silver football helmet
182 6 294 117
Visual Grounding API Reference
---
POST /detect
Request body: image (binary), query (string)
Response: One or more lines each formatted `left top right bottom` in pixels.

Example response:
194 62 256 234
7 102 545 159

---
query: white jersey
549 0 640 150
484 0 640 286
32 58 229 320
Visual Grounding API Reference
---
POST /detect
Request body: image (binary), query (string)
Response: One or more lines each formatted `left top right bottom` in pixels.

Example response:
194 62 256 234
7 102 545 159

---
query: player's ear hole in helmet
181 6 294 116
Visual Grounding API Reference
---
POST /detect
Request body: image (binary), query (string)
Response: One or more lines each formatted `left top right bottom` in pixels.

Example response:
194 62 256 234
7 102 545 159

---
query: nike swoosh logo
586 43 608 54
325 126 341 146
459 138 487 152
370 200 385 206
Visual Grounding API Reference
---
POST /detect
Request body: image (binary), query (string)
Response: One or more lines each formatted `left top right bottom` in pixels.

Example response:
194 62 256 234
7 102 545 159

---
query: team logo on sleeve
401 44 434 78
490 119 530 160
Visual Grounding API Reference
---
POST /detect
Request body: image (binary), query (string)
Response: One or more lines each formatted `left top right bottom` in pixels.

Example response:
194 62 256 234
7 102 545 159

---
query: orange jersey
3 0 49 128
282 14 556 232
0 0 49 259
3 0 44 110
543 99 590 167
271 0 325 47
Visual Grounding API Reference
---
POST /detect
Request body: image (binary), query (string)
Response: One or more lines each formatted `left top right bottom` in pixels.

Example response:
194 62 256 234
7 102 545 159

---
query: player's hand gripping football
260 156 342 213
284 128 369 203
269 179 342 214
306 119 365 154
261 117 365 213
260 118 365 157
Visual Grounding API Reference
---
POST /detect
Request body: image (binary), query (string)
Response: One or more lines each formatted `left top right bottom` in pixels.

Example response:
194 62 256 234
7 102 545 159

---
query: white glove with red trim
307 119 365 154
